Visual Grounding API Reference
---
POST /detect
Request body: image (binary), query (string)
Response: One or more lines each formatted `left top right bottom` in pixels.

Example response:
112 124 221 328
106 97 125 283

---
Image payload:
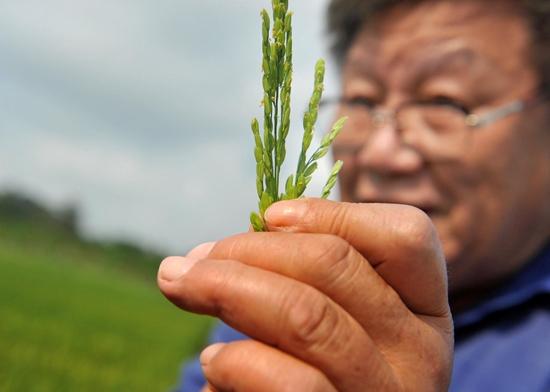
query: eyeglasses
319 96 536 161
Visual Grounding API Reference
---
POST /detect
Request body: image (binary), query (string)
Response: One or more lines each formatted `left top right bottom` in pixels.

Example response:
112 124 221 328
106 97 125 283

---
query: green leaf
284 11 292 32
311 147 329 162
301 128 314 153
259 191 274 215
262 76 271 92
321 116 347 147
264 128 274 152
263 150 273 176
285 174 294 195
262 10 270 37
264 93 272 117
296 175 306 197
303 162 318 178
254 147 262 164
276 144 286 166
251 119 264 165
314 59 325 84
296 152 306 178
251 117 261 141
256 160 264 199
321 160 344 199
256 178 263 199
250 212 265 232
331 116 348 134
302 112 310 133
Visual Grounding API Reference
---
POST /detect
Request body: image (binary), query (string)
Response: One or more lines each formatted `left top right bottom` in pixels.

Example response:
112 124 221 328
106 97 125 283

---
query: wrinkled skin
160 199 453 391
334 0 550 302
159 0 550 390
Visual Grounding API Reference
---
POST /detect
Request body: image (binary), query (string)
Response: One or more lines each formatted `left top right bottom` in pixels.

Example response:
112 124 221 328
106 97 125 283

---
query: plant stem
249 0 345 232
273 82 280 199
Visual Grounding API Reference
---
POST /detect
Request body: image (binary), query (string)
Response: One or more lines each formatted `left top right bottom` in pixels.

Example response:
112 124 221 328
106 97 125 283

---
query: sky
0 0 342 254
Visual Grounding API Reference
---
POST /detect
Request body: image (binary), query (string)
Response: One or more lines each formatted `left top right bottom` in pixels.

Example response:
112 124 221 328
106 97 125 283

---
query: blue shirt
177 244 550 391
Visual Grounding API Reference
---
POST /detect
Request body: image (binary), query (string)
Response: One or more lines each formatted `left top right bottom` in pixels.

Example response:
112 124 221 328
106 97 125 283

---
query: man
159 0 550 390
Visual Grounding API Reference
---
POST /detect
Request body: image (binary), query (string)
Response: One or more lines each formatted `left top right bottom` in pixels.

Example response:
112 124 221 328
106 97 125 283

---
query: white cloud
0 0 338 253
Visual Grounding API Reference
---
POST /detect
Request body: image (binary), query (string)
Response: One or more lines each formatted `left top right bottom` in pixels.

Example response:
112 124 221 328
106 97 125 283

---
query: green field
0 194 213 391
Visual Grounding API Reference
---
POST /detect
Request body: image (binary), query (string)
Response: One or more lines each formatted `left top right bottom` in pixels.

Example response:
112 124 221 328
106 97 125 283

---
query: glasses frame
320 96 537 131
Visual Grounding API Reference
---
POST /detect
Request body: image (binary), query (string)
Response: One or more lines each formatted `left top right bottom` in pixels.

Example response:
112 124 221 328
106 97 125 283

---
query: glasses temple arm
466 100 529 128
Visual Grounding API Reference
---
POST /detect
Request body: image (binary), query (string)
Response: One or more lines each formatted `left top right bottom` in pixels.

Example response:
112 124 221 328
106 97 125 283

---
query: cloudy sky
0 0 341 254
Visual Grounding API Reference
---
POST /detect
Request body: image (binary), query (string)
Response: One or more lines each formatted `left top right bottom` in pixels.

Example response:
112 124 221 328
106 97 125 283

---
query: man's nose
355 124 424 175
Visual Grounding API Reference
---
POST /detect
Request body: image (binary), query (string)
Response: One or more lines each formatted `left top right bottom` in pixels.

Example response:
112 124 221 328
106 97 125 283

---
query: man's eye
422 95 470 113
345 96 377 109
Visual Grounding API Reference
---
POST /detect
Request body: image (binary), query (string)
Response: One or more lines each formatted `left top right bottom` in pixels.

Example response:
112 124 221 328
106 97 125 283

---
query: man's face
334 0 550 295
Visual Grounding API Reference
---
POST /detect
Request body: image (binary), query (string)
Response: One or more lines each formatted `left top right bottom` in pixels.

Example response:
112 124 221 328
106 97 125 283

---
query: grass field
0 195 213 391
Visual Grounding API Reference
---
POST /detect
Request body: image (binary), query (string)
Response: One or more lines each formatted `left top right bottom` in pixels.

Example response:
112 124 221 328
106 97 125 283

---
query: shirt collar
453 243 550 329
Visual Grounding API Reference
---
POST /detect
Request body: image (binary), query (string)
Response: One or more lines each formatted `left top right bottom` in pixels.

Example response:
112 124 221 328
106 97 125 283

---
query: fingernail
200 343 225 366
265 200 307 226
158 256 198 281
187 241 216 259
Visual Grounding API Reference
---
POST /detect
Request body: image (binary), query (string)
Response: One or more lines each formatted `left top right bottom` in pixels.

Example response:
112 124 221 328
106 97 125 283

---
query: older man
159 0 550 390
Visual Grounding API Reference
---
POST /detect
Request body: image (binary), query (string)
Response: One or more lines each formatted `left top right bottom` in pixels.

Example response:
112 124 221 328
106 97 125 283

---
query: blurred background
0 0 337 390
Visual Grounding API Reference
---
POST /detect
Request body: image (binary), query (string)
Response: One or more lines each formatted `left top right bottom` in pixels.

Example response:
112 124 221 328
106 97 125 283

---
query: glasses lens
415 104 466 134
319 99 473 161
400 104 471 160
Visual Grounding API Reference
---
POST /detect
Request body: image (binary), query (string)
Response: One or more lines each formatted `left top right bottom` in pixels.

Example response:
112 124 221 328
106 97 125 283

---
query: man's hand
158 199 453 391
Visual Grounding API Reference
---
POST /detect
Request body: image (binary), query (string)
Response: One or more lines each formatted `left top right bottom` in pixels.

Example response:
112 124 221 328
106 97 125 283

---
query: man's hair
327 0 550 96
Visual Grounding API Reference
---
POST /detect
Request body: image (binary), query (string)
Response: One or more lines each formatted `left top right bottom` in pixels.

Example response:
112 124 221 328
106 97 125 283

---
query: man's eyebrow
407 46 501 95
343 56 384 89
345 46 490 90
412 47 482 80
